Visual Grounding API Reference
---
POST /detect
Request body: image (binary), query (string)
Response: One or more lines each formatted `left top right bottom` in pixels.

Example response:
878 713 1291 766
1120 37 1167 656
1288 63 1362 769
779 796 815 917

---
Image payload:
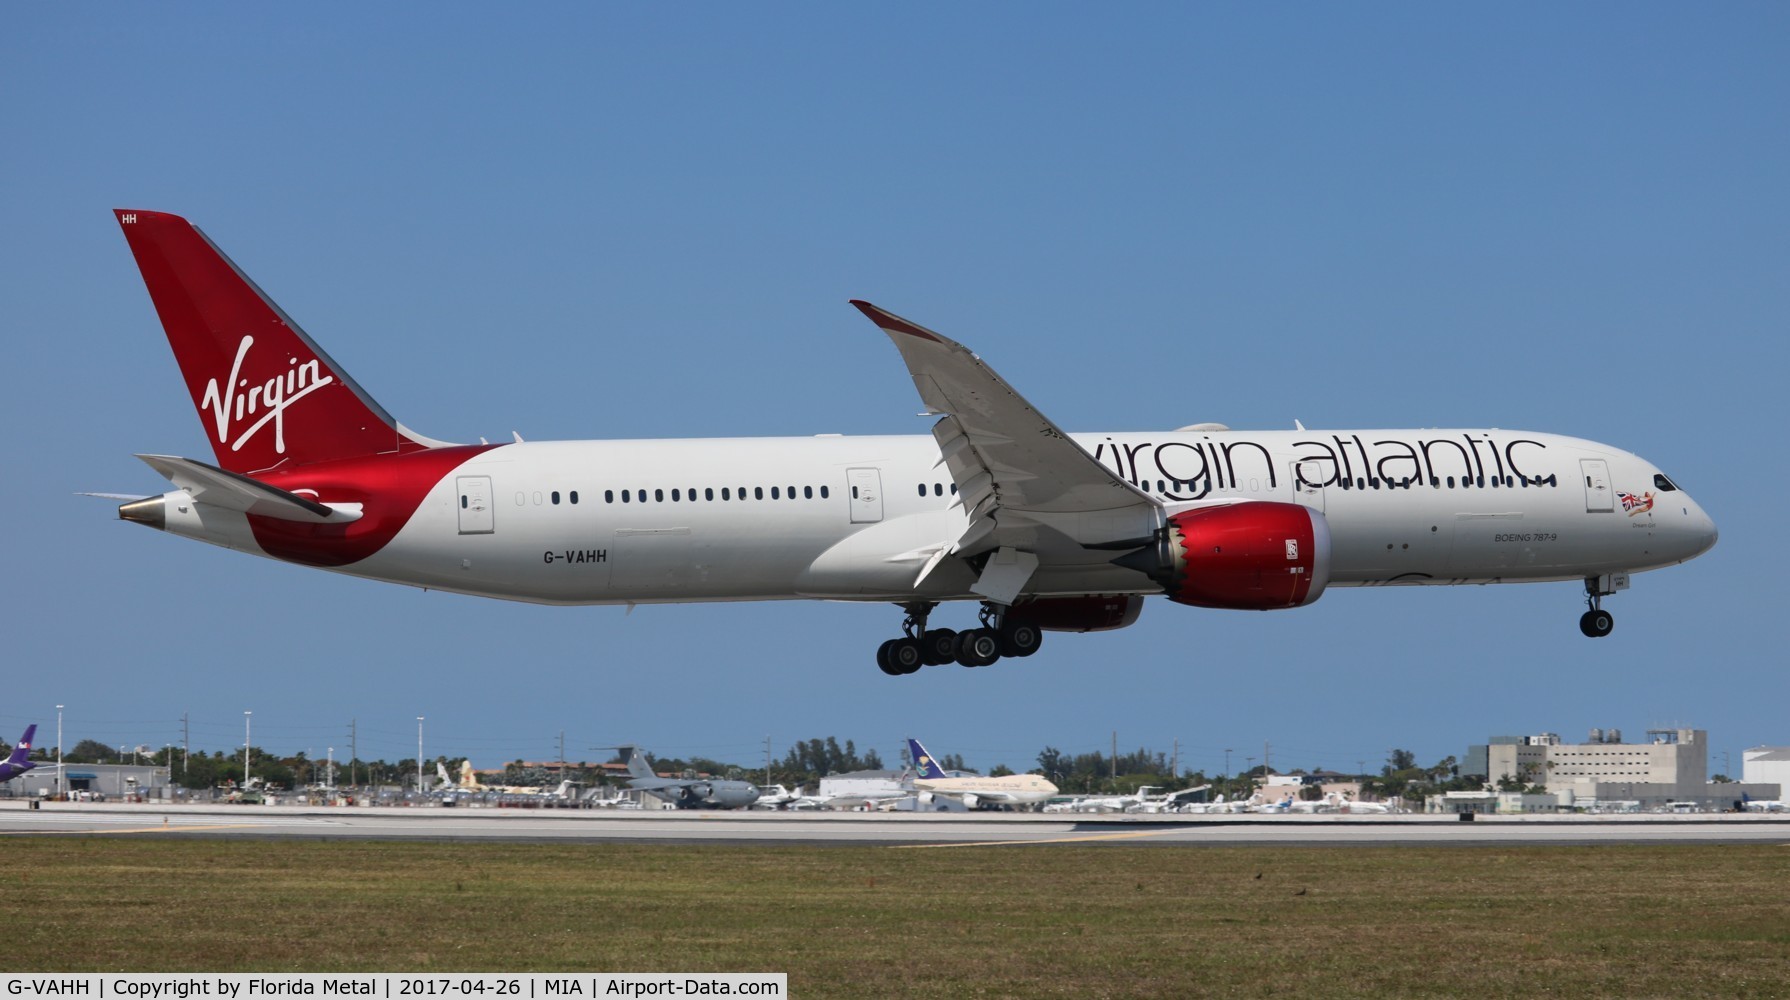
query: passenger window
771 487 780 499
933 484 942 496
551 491 560 505
1447 477 1455 488
460 496 468 509
755 487 764 500
804 486 813 499
851 486 859 499
787 486 796 499
722 488 731 501
671 489 681 502
655 489 664 502
706 488 715 501
605 490 614 504
918 484 926 497
622 491 631 504
820 485 830 499
637 490 646 503
570 491 579 504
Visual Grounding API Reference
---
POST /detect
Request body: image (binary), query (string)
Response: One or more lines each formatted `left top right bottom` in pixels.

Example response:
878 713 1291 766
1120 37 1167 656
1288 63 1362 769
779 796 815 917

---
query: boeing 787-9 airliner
108 210 1717 675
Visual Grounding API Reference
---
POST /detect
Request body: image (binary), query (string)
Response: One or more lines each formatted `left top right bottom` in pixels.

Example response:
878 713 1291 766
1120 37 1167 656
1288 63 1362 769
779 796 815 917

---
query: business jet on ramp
108 210 1717 674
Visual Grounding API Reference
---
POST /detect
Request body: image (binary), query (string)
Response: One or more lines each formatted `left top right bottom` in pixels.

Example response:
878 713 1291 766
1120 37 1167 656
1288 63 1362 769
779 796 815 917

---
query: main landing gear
876 602 1044 675
1579 577 1616 638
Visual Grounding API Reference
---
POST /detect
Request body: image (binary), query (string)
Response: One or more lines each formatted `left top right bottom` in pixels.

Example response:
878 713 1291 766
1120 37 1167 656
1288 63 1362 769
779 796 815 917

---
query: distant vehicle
907 738 1057 810
0 726 39 783
620 747 759 810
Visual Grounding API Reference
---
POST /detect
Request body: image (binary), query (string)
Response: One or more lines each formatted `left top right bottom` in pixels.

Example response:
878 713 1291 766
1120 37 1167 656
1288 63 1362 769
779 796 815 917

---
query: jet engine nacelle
1121 502 1330 610
1007 595 1145 632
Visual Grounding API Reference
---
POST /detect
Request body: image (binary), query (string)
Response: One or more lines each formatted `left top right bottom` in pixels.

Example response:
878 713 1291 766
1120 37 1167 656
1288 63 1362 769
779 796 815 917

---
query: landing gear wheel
876 639 901 676
887 637 924 674
920 628 958 666
998 621 1044 658
955 628 1002 667
1579 609 1614 638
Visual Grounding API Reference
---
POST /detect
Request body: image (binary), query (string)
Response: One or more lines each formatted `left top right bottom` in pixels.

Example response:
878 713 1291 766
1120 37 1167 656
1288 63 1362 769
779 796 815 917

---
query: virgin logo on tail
201 335 335 455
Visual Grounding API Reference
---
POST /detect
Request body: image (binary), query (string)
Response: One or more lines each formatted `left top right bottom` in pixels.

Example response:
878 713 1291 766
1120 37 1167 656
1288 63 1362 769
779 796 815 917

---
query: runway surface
3 801 1787 846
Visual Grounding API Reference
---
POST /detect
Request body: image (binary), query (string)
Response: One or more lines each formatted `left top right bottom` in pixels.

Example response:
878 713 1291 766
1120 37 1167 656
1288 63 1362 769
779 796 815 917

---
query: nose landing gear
876 602 1046 674
1579 576 1621 638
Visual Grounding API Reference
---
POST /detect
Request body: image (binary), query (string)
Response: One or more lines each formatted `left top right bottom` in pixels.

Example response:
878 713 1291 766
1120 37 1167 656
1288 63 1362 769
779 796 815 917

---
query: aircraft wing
851 302 1161 597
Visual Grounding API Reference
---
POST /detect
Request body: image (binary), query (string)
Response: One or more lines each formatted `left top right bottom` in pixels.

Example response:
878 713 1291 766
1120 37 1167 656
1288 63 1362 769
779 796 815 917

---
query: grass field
3 839 1788 997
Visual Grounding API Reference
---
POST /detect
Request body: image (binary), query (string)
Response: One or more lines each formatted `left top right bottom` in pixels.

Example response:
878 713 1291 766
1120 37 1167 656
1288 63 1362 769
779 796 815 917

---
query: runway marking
0 824 259 836
893 829 1184 849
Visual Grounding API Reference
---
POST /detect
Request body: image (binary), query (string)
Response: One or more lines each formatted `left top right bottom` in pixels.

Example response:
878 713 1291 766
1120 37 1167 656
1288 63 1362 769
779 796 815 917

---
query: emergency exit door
1580 459 1613 513
846 468 883 523
457 476 495 534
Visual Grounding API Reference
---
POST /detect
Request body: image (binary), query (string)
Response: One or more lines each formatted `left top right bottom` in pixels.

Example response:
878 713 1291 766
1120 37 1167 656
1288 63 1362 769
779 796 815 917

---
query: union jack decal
1618 491 1654 516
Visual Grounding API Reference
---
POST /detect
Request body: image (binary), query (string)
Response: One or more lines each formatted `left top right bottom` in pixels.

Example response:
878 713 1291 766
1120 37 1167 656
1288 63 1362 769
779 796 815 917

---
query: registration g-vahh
107 210 1718 675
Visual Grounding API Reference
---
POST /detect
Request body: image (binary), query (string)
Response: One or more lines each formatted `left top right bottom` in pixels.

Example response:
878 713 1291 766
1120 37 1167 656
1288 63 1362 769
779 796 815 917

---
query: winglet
849 300 944 343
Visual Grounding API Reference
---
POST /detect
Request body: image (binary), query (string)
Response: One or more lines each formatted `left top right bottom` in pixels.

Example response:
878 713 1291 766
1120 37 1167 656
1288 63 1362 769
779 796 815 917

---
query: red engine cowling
1121 502 1330 610
1007 595 1145 633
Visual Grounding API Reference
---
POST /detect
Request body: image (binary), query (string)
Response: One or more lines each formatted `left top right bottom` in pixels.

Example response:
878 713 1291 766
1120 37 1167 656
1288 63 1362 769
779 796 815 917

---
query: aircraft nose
1676 496 1718 560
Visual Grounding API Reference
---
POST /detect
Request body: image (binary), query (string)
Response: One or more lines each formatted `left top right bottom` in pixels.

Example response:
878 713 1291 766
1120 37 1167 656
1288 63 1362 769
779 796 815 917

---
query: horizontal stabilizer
135 454 361 524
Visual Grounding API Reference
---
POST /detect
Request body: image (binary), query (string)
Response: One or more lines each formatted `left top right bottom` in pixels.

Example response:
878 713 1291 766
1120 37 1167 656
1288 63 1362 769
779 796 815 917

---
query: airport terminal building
1459 728 1779 811
3 763 174 801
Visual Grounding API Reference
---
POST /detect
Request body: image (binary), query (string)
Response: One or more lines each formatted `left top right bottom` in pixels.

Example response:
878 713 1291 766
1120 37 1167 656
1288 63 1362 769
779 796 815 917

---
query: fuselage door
846 468 884 523
457 476 495 534
1580 459 1613 513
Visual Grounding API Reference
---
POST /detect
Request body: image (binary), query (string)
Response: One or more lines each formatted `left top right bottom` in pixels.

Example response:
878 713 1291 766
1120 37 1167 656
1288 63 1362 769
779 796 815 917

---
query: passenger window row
603 485 831 504
516 491 581 506
915 483 960 497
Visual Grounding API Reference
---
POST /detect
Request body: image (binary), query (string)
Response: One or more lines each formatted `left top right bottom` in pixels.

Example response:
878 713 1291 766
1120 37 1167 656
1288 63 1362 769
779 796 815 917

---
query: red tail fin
116 209 426 474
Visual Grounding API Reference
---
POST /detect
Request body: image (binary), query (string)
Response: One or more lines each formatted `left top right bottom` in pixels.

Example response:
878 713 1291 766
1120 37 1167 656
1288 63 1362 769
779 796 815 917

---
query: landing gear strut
878 602 1045 674
1580 577 1616 638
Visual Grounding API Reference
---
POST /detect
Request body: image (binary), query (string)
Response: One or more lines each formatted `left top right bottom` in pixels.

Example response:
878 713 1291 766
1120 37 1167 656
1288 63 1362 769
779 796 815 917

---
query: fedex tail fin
907 738 949 780
0 725 37 781
115 210 433 475
6 725 34 768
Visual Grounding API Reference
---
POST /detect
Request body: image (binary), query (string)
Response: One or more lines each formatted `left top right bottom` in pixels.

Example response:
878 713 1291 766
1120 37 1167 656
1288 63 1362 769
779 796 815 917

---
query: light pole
417 717 425 793
243 711 252 788
55 705 63 800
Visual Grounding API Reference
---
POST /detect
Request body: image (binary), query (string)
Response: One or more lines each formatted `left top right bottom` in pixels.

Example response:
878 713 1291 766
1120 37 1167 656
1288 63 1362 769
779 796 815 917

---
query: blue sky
4 7 1784 780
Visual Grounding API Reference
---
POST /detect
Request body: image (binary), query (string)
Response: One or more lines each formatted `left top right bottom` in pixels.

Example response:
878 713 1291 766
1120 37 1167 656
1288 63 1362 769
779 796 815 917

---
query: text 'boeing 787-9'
108 210 1717 674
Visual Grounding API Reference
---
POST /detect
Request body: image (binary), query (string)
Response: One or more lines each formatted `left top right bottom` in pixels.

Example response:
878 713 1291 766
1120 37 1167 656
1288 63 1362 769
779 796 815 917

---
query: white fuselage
156 427 1716 607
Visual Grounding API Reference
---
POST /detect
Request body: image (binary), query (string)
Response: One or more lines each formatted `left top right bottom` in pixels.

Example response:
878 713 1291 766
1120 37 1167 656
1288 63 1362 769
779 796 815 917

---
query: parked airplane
109 210 1718 674
0 726 38 782
907 738 1057 809
751 784 804 809
619 746 759 809
1046 785 1162 814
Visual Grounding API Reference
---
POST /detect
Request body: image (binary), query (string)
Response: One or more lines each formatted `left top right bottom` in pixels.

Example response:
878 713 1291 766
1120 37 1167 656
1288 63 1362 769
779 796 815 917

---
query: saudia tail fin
5 726 34 768
115 210 438 475
907 738 950 780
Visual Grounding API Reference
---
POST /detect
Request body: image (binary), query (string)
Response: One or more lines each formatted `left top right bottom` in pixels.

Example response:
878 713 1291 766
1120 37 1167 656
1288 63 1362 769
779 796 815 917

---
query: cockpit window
1653 473 1679 492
